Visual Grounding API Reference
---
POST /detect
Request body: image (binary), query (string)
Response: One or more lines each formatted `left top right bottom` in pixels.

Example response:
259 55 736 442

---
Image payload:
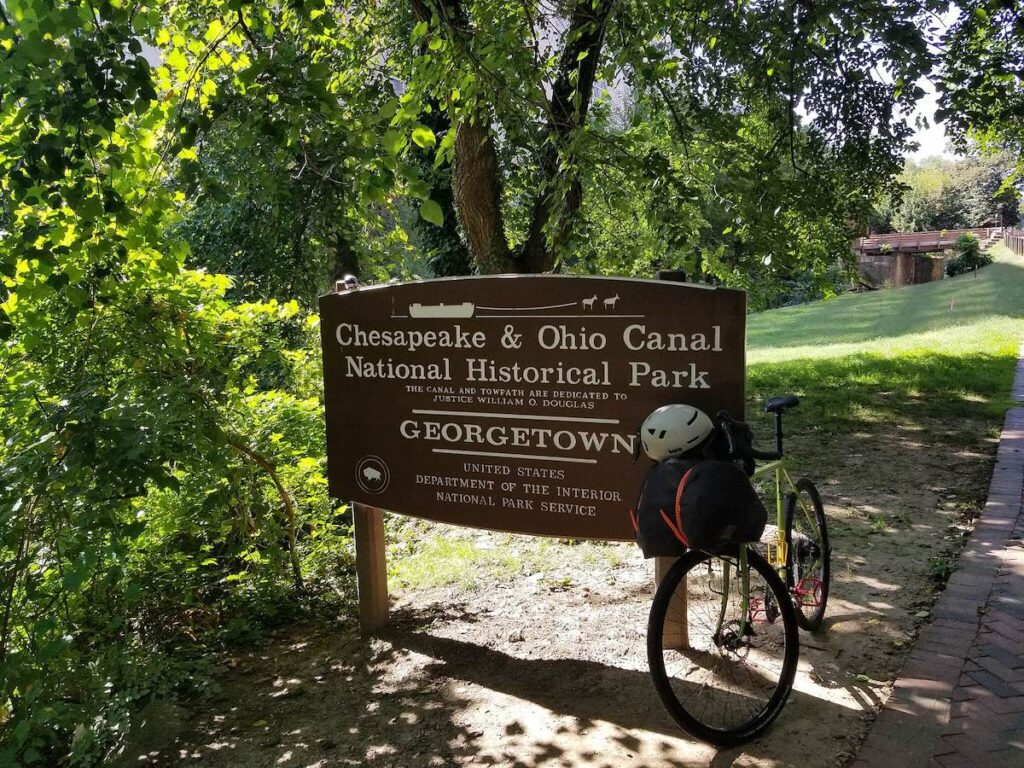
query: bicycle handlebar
716 411 783 462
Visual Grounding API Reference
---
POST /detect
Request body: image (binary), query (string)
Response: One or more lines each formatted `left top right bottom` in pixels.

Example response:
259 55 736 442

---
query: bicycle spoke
651 551 797 740
786 479 831 630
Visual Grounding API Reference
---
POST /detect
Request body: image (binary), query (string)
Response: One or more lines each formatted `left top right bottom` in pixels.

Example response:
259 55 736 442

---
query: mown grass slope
746 244 1024 439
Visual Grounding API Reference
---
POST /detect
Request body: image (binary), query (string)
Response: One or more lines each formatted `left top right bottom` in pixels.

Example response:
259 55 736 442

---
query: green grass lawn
750 245 1024 352
746 244 1024 441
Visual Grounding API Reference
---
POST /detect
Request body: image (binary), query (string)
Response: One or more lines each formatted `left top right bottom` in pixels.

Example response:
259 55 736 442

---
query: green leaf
382 130 406 155
420 199 444 227
411 125 436 148
166 48 188 73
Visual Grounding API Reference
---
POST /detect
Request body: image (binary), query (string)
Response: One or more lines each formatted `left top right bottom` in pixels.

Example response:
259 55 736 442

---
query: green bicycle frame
715 547 751 641
710 459 804 642
752 459 801 580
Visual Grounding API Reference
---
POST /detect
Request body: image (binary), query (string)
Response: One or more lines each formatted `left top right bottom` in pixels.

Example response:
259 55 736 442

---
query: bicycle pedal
748 597 777 625
795 577 824 608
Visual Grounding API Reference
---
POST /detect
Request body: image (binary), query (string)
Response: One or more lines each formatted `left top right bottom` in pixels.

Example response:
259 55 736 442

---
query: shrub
945 234 993 277
0 276 352 766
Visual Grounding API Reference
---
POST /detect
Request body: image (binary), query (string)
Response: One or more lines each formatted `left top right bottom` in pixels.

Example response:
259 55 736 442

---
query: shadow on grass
746 350 1019 435
748 257 1024 350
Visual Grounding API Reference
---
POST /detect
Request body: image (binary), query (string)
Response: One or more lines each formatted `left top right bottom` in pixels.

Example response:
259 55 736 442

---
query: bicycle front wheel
785 478 830 631
647 548 799 746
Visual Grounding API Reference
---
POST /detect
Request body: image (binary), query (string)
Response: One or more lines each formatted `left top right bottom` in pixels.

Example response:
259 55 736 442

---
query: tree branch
237 10 261 51
224 432 304 591
0 495 37 665
519 0 616 272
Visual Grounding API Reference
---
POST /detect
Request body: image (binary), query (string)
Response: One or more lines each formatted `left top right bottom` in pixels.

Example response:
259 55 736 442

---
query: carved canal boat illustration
408 302 476 318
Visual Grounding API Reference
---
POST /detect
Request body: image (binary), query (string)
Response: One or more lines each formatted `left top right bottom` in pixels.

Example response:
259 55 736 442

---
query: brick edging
1013 340 1024 402
852 407 1024 767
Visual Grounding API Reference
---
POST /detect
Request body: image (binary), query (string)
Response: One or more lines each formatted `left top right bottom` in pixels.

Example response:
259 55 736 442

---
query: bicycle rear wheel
785 478 830 631
647 548 799 746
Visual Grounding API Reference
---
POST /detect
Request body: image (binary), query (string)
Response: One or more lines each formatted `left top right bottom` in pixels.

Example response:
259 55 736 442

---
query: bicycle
645 395 830 745
720 395 831 632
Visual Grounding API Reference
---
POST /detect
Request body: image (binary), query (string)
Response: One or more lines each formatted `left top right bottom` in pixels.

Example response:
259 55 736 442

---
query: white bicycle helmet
639 404 713 461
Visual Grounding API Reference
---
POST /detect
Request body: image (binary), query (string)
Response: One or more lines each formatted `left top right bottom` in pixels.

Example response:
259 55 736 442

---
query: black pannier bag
630 458 767 557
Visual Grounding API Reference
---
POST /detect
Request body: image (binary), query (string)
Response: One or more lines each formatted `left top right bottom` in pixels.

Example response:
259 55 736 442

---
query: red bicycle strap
673 467 694 540
660 509 690 546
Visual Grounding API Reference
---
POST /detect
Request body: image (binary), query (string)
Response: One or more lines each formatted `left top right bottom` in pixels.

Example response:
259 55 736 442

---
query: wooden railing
855 227 1003 257
1005 229 1024 256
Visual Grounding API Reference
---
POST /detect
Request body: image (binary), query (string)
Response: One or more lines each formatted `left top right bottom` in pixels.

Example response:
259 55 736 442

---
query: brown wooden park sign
319 275 746 629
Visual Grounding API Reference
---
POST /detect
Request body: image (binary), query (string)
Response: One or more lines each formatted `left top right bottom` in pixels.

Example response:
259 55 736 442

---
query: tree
396 0 943 273
950 151 1021 226
569 89 869 306
157 0 943 279
872 154 1020 233
172 119 413 306
0 4 346 763
938 1 1024 175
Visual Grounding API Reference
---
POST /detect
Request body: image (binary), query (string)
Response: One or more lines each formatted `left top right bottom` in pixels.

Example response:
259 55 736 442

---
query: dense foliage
160 0 947 299
872 153 1021 233
0 0 1020 764
0 2 348 763
938 0 1024 176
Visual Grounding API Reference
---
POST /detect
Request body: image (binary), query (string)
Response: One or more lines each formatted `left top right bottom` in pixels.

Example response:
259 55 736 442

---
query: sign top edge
319 273 743 302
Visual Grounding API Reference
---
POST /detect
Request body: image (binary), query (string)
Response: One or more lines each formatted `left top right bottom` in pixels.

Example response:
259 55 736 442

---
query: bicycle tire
647 547 799 746
784 478 831 631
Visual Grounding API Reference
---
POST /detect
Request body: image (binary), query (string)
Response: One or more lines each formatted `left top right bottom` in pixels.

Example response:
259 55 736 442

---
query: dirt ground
123 416 997 768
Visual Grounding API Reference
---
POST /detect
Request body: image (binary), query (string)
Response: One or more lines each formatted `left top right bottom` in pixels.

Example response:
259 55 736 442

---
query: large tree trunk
518 0 615 272
421 0 613 274
453 120 515 273
329 230 360 284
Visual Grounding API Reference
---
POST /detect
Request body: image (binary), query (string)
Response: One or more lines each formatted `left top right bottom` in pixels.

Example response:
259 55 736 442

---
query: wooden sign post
656 556 688 649
353 503 388 633
320 275 746 633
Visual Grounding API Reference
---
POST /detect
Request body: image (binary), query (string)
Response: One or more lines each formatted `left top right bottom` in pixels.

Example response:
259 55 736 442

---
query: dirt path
124 414 996 768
